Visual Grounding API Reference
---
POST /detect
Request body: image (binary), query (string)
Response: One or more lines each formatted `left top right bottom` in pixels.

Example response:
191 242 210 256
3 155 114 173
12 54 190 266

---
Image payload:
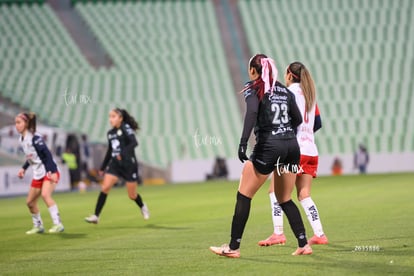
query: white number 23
271 103 289 124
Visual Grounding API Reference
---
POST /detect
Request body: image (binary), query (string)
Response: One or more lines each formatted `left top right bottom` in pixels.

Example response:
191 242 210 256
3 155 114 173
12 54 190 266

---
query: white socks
269 194 325 237
31 213 43 228
300 197 325 237
269 193 284 235
48 205 62 225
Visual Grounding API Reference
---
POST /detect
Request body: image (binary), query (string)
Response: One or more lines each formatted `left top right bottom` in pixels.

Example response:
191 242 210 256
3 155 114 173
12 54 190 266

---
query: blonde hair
287 62 316 112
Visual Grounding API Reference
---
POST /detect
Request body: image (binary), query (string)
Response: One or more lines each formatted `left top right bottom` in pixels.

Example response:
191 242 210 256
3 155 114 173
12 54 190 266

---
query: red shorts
298 155 318 178
31 172 60 189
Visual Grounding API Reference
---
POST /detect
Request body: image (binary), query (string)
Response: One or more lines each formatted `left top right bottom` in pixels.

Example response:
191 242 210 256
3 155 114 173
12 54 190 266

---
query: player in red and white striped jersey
258 62 328 247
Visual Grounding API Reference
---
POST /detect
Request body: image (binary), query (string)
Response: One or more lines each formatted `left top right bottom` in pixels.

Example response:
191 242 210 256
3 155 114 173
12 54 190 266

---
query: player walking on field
85 108 149 224
210 54 312 257
15 113 64 234
258 62 328 247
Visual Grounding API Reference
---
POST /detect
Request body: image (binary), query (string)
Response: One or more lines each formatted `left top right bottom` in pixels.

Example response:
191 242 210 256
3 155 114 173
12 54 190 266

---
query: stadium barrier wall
170 152 414 183
0 165 71 197
318 152 414 175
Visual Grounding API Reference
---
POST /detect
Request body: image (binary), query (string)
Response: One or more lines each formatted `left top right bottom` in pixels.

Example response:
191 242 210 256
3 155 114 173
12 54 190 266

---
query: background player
85 108 149 224
258 62 328 247
15 113 64 234
210 54 312 258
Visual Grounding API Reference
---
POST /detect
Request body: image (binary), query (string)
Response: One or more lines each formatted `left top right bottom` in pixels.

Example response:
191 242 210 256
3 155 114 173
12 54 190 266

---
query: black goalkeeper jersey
241 81 302 143
100 122 138 170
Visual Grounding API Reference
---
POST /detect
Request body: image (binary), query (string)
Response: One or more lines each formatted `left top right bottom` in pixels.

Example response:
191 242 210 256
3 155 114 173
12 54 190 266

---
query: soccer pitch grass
1 173 413 275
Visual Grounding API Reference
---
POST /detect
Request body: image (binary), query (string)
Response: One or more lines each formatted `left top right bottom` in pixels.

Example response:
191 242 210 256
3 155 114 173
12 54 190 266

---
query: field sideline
0 173 413 275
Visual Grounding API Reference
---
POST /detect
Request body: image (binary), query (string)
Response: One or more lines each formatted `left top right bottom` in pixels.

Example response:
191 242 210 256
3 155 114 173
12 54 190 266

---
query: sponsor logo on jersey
117 129 122 136
269 94 288 102
275 86 287 93
110 139 121 154
272 126 293 135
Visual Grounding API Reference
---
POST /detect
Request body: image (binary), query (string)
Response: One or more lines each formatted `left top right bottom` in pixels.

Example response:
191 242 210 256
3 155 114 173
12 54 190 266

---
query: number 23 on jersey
271 103 289 125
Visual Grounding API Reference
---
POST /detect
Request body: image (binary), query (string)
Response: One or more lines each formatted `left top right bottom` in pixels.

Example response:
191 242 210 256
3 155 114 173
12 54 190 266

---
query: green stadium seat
238 0 414 155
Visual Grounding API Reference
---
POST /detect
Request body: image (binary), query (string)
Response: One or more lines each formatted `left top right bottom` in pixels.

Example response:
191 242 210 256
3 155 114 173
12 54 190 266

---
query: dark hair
246 54 271 100
287 61 316 112
18 112 37 133
114 108 139 131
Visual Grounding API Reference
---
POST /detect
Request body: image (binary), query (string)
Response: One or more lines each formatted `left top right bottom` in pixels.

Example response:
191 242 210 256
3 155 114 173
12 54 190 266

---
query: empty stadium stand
1 0 413 170
0 1 243 167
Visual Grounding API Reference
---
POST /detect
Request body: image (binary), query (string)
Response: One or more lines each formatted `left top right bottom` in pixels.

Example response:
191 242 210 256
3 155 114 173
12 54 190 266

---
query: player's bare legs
295 174 312 201
42 175 64 233
25 188 44 234
238 161 269 198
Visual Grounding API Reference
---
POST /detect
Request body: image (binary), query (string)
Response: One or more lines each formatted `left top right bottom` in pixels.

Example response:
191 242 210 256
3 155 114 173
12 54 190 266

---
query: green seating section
239 0 414 154
3 0 412 166
0 0 44 5
0 1 242 166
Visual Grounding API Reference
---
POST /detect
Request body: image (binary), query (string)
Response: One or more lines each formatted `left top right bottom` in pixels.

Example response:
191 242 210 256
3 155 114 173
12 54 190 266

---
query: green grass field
1 173 413 275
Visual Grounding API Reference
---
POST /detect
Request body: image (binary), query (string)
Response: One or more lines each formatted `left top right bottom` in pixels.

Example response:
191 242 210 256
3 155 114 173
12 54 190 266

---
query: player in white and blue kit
15 113 64 234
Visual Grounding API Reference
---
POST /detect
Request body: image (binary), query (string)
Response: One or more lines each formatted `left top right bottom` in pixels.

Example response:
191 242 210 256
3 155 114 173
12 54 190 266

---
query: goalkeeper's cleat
258 233 286 246
308 234 328 245
26 226 44 235
85 214 99 224
209 244 240 258
140 204 150 220
292 244 313 255
48 223 64 233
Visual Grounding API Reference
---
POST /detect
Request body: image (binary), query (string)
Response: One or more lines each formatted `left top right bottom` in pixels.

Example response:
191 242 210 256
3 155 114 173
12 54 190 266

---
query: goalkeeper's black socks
229 191 252 250
280 199 308 247
134 194 144 208
95 191 107 216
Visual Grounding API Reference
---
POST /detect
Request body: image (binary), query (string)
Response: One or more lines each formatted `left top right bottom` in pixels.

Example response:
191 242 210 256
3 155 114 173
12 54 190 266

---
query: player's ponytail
27 112 37 133
287 62 316 112
115 108 139 131
241 54 278 100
